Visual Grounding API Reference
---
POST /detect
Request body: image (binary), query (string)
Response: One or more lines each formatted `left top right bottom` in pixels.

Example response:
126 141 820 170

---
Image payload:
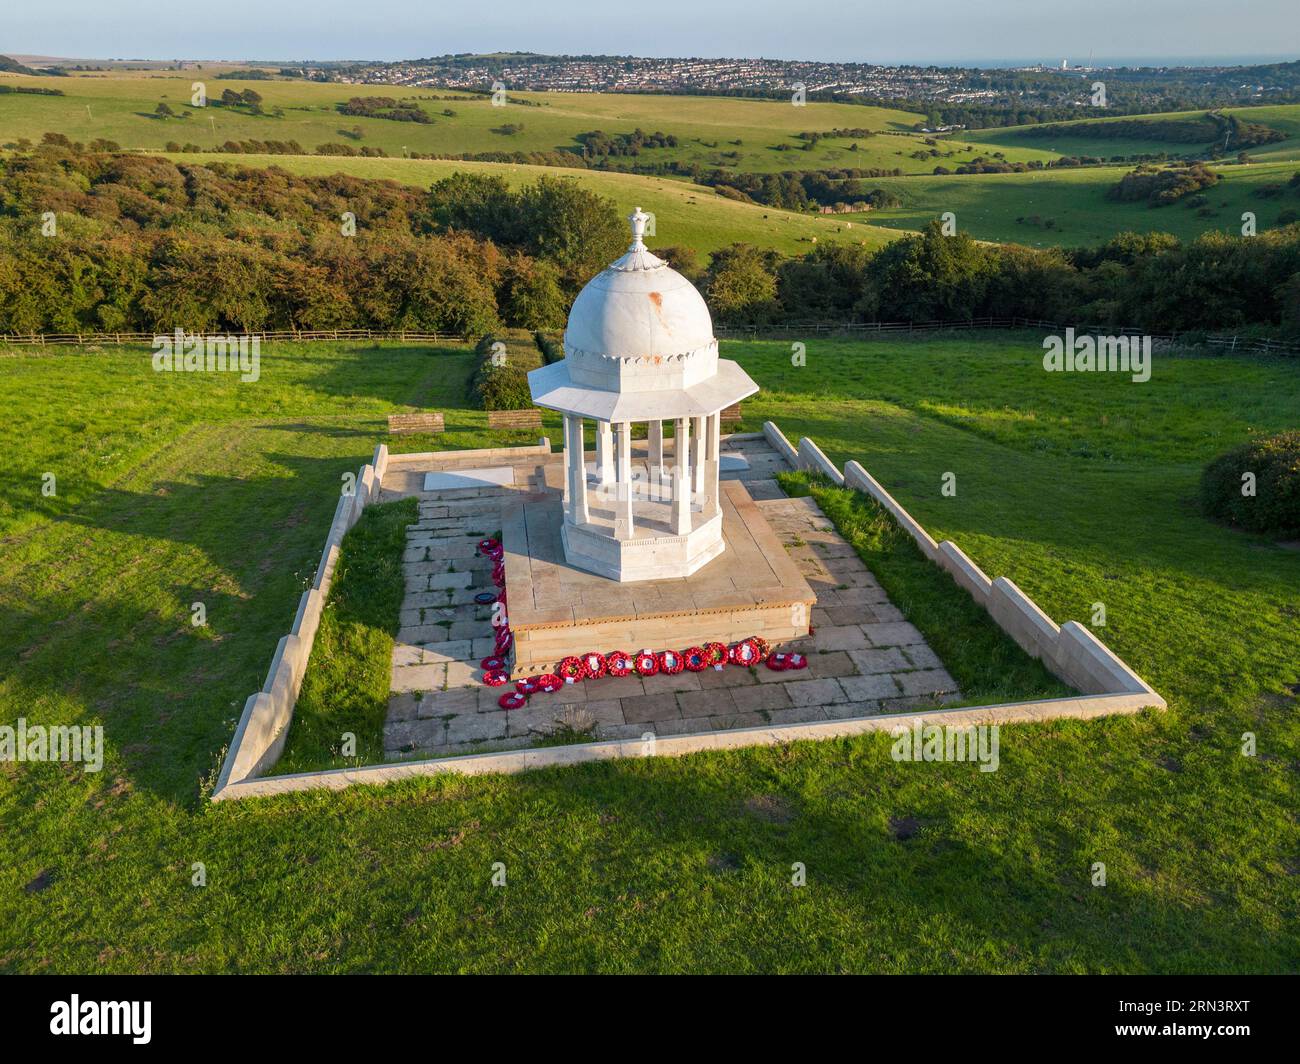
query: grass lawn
0 334 1296 973
275 497 417 775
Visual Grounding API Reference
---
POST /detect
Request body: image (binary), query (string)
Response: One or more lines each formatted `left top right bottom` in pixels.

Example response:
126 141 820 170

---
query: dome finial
628 206 649 250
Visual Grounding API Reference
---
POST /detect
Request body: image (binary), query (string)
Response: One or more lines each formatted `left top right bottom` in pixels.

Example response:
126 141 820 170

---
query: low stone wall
213 439 559 798
796 436 846 487
810 444 1161 706
762 421 798 466
210 429 1163 802
209 690 1160 801
384 440 551 470
212 444 389 794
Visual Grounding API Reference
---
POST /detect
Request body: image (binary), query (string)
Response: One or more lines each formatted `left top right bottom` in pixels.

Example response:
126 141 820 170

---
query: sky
5 0 1297 65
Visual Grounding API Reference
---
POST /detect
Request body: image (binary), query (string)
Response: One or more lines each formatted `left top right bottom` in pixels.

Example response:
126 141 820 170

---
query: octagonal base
561 513 724 582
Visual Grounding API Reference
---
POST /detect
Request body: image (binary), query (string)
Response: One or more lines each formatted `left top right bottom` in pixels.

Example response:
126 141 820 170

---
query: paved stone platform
501 478 815 675
383 434 960 760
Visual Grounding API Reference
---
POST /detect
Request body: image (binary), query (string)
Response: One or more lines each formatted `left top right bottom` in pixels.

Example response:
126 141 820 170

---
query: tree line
698 223 1300 335
0 144 624 336
0 144 1296 341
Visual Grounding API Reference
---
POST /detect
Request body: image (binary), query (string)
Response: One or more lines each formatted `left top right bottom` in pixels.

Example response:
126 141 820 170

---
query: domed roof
528 207 758 422
563 208 715 360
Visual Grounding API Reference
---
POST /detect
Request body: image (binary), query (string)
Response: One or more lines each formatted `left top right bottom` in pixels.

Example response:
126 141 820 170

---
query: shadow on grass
13 454 373 804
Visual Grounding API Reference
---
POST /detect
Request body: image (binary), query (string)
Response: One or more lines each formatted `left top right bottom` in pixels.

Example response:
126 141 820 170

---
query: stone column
703 411 722 518
647 419 664 498
566 414 589 525
561 414 571 509
615 421 634 538
670 416 691 535
596 420 614 493
691 415 706 495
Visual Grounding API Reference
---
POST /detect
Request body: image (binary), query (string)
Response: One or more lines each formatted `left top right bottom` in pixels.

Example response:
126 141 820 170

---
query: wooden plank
488 408 543 430
387 412 445 435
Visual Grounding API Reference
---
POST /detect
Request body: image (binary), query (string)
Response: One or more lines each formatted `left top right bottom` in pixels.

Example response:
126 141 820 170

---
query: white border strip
211 691 1157 800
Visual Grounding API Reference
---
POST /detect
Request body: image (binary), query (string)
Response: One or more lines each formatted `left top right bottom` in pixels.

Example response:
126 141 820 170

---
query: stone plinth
501 480 816 676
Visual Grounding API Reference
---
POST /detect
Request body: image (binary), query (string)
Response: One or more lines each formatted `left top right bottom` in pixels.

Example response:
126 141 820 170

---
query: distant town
270 52 1300 112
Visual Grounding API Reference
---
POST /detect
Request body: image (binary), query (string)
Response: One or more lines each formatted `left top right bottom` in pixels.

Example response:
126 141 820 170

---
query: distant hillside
1019 112 1286 151
0 54 40 76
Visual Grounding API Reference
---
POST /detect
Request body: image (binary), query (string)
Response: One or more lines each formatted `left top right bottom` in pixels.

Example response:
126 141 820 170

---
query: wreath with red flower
703 641 728 669
536 673 563 693
480 655 506 671
682 646 708 672
478 538 500 555
750 635 772 660
633 649 659 677
483 669 510 686
557 656 585 683
785 652 809 670
494 631 513 654
581 652 607 680
658 649 685 675
605 650 633 677
498 691 528 710
728 638 762 667
516 676 540 694
765 652 790 671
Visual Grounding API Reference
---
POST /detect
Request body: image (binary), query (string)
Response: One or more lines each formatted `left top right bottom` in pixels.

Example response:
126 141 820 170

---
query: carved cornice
563 337 718 365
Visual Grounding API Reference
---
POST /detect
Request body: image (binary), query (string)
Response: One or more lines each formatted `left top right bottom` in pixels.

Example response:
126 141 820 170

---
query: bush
1200 431 1300 538
534 331 564 363
469 334 535 410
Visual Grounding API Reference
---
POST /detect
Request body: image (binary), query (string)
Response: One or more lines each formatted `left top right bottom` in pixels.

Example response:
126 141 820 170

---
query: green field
851 158 1300 247
167 151 901 256
6 71 1300 252
1 334 1296 973
968 104 1300 166
0 73 952 174
27 70 1300 180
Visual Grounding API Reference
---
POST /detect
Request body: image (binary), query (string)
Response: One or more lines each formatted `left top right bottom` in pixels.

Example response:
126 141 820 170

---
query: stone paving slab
381 437 963 760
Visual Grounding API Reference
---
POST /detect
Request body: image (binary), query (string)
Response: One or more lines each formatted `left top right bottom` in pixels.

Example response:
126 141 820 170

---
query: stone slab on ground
423 466 516 492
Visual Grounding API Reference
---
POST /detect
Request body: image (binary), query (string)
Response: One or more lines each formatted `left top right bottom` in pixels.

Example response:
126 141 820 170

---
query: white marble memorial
528 208 758 581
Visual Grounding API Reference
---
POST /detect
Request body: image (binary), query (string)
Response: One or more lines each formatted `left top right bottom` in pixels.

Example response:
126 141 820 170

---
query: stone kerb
291 587 326 648
215 458 378 793
383 441 551 473
936 541 991 603
210 689 1163 801
358 465 377 506
844 460 940 560
762 420 798 465
797 437 846 486
216 691 276 789
1056 621 1158 700
313 495 352 591
771 425 1163 709
987 576 1061 662
371 443 389 483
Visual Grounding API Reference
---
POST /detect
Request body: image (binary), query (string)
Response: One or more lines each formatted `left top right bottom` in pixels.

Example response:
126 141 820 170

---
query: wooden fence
715 316 1300 356
3 319 1297 357
0 328 462 347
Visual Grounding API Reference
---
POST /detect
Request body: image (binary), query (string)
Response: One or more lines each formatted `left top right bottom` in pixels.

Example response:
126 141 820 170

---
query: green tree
705 243 780 326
